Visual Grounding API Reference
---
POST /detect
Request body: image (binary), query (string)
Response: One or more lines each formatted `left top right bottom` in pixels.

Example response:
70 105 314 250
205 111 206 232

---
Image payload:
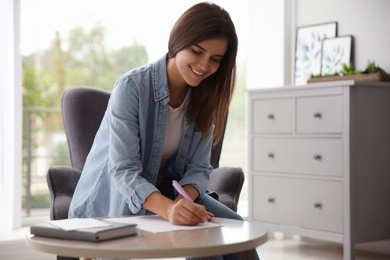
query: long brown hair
168 2 238 146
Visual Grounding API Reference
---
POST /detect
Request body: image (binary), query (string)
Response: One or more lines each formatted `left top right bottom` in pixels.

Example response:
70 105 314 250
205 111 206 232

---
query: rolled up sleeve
108 75 159 213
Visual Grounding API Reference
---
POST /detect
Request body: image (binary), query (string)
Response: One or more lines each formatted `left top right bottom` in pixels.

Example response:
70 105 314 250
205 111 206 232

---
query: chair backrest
210 118 227 169
62 86 226 170
62 86 110 171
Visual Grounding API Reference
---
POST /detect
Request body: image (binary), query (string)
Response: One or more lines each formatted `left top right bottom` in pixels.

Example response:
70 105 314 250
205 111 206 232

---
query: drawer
252 175 343 233
296 95 343 134
253 138 343 176
252 98 293 134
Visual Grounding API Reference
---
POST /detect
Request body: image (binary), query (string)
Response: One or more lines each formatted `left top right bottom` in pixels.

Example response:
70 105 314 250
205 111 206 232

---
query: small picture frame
294 22 338 85
320 35 353 76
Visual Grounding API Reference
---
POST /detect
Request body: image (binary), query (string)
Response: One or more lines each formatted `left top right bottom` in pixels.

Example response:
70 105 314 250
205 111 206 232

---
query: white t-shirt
157 92 189 184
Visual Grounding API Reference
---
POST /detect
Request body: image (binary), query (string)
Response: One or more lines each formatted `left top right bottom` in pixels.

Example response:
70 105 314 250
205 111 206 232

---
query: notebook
30 218 137 242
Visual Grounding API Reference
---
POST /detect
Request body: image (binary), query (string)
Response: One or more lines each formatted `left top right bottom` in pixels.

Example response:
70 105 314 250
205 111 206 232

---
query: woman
69 2 259 259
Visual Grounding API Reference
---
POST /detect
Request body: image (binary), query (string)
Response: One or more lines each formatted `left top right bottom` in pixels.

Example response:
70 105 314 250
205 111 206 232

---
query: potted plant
308 60 390 83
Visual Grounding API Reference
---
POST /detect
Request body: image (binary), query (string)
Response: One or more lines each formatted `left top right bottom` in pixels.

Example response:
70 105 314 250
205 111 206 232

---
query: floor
256 235 390 260
1 230 390 260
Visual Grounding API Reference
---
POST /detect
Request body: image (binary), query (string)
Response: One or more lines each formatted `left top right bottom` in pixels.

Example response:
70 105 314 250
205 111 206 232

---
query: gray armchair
47 86 244 221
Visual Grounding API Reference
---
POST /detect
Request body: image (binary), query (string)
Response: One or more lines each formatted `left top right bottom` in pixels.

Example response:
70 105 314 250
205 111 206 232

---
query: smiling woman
66 3 260 259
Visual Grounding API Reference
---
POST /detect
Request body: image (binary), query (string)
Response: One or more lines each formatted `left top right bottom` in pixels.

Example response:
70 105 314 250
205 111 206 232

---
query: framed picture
294 22 337 85
320 35 353 76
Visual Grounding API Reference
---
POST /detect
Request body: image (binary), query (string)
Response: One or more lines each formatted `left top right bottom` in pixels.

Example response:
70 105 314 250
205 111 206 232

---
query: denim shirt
68 55 214 218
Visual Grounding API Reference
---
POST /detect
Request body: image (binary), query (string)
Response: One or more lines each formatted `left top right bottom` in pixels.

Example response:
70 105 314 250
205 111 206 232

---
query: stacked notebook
30 218 137 242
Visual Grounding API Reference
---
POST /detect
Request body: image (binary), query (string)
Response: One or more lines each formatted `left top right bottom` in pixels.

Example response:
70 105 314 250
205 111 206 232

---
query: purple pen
172 180 194 204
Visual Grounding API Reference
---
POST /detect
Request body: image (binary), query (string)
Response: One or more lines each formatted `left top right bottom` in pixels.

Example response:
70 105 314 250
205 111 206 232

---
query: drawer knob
267 198 275 203
314 203 322 209
314 154 322 161
313 112 322 118
267 114 275 119
267 153 275 158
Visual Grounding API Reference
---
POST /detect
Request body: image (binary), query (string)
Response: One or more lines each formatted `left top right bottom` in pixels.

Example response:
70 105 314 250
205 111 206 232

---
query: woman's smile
190 66 205 76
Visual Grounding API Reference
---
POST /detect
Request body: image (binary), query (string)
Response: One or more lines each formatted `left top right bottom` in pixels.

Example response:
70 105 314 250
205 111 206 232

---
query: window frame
0 0 22 232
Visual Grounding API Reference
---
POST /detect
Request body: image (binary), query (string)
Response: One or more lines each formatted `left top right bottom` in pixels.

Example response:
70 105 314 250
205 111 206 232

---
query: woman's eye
212 58 221 63
192 49 201 55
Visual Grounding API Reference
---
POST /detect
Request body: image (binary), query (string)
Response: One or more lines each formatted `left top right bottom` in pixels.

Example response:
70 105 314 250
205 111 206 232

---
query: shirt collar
152 54 170 102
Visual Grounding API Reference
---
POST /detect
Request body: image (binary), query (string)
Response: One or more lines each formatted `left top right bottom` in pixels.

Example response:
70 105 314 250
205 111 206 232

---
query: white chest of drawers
248 81 390 260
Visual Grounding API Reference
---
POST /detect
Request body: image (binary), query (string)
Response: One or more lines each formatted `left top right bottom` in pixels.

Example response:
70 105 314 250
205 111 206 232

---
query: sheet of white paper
49 218 111 231
105 215 222 233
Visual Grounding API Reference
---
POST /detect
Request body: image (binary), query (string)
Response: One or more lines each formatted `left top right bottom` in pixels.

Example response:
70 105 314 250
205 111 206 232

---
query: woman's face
174 37 228 87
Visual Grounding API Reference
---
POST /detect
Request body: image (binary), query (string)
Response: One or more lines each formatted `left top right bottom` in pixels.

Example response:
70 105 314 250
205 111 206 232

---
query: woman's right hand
167 198 213 225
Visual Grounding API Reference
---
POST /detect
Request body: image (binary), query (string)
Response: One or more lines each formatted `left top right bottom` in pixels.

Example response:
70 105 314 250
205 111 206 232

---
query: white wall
246 0 289 89
247 0 390 89
295 0 390 73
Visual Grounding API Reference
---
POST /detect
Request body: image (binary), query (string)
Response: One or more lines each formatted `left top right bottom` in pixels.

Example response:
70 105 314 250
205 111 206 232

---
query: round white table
25 217 268 259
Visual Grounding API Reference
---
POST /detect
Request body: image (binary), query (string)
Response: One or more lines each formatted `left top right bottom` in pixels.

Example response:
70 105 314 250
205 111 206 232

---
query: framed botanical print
320 35 353 76
294 22 337 85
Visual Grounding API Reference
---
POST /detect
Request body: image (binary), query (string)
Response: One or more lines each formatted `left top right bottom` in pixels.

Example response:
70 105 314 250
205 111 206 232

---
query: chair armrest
46 166 81 220
207 167 244 212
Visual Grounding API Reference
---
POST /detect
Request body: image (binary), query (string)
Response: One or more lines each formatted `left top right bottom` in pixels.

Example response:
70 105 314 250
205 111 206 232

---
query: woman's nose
198 57 210 72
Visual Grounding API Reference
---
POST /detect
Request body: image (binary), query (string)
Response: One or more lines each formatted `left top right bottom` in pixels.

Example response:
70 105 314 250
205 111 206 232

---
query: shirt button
179 154 185 159
185 134 191 139
155 92 161 99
